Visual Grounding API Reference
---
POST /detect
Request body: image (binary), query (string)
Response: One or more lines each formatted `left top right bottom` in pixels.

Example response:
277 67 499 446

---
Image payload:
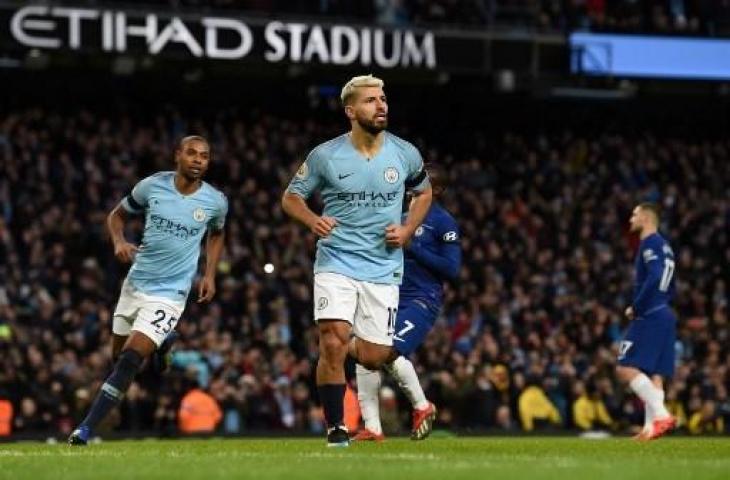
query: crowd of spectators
536 0 730 35
72 0 730 35
0 94 728 439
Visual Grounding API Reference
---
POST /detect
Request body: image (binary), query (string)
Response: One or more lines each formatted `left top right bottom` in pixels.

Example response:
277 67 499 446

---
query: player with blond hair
616 202 677 441
282 75 432 447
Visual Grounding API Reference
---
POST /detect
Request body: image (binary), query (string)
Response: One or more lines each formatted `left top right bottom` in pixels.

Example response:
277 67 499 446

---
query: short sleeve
209 193 228 231
121 176 155 213
286 148 325 199
403 143 429 192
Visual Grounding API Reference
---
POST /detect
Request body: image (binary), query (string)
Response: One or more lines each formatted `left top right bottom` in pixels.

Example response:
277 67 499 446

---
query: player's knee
357 349 392 370
357 357 381 371
319 331 347 361
370 356 390 370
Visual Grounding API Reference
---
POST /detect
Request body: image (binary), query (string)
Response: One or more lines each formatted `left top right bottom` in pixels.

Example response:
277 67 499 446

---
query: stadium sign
7 5 436 69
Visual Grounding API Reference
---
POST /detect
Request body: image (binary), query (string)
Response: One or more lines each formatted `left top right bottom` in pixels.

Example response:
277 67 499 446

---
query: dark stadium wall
2 68 728 142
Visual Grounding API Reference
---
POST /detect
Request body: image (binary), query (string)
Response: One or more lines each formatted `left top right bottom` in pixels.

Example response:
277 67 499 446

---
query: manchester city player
68 136 228 445
282 75 432 447
616 202 677 441
354 164 461 442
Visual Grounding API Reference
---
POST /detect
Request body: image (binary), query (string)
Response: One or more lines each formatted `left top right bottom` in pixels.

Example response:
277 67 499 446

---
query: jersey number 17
659 258 675 292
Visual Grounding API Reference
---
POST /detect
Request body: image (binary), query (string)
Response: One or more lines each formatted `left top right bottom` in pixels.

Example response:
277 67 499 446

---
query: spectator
379 386 402 435
688 400 724 435
0 392 12 437
665 384 688 429
343 383 361 434
13 397 48 432
572 379 613 431
494 404 517 431
178 383 223 434
518 377 562 431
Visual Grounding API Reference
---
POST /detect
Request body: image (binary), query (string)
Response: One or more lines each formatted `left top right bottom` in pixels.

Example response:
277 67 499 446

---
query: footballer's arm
386 185 433 248
403 185 432 236
281 191 336 238
407 237 461 280
106 204 139 264
198 228 224 303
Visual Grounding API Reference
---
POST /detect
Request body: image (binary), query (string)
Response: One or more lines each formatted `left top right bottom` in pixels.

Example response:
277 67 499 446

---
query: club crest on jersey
384 167 399 184
643 249 657 262
193 208 207 223
296 162 308 179
414 226 424 237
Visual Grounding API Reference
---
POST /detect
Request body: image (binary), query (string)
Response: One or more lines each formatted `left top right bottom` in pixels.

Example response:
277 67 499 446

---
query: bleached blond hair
340 74 385 105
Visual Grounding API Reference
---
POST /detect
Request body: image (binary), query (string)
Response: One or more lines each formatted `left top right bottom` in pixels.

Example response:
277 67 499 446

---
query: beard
356 114 387 135
180 165 204 182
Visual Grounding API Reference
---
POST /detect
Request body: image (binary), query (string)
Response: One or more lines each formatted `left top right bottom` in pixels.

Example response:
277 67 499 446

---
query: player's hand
198 275 216 303
624 306 635 320
113 241 139 263
385 224 413 248
309 216 337 238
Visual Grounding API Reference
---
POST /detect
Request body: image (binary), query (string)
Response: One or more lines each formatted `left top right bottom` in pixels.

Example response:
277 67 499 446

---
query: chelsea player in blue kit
616 203 677 441
69 136 228 445
354 165 461 442
282 75 432 447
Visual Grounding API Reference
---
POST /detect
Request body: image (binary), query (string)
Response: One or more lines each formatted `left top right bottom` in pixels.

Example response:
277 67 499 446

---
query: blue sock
79 349 143 432
318 384 345 428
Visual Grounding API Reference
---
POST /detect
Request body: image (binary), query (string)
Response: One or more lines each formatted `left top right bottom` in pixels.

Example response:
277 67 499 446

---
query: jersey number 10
659 258 675 292
387 307 398 337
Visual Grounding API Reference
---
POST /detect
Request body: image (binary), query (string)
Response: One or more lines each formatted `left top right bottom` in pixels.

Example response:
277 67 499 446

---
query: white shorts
313 272 399 346
112 279 185 347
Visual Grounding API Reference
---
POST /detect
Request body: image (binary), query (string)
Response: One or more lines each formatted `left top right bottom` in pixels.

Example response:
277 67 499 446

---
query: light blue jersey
287 132 429 284
120 171 228 301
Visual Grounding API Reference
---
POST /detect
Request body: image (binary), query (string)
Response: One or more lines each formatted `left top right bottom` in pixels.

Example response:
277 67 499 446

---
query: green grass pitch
1 437 728 480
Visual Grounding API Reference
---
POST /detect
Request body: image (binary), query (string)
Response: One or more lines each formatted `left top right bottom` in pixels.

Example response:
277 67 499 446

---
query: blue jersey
633 232 675 317
121 172 228 301
287 132 429 285
400 202 461 308
393 203 461 356
619 232 677 376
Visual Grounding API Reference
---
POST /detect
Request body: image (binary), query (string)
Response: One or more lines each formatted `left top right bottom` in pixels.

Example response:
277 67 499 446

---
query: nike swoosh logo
338 173 354 180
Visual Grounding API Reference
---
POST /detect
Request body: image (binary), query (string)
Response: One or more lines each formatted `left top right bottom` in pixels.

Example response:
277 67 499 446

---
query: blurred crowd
0 97 728 439
536 0 730 35
73 0 730 35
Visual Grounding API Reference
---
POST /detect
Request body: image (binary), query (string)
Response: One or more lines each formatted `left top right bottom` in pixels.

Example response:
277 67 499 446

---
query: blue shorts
392 298 439 356
618 306 677 377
